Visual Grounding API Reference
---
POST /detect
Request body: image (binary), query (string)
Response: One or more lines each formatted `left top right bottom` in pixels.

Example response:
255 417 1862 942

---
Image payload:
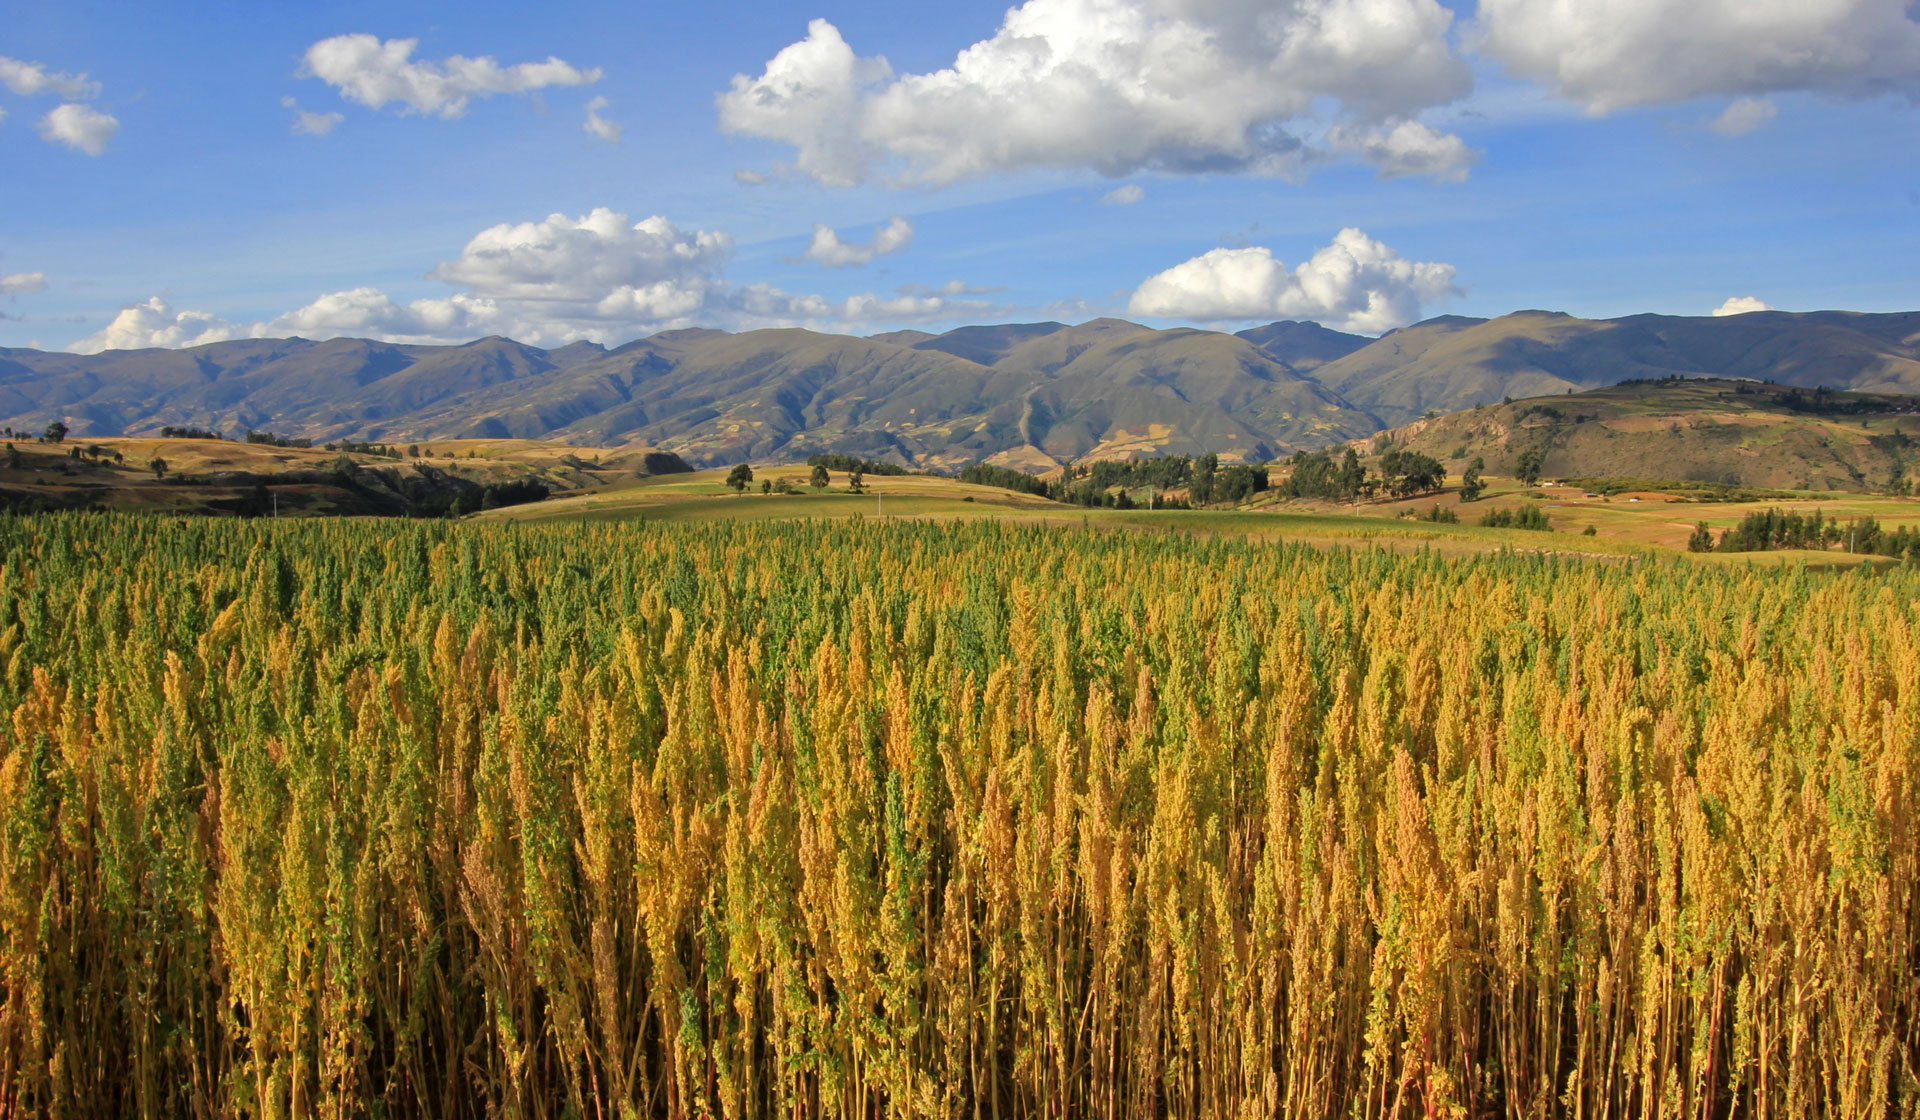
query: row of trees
0 516 1914 1117
244 430 313 448
731 463 867 494
1276 447 1448 501
1691 508 1920 557
805 453 909 476
1478 503 1553 531
961 455 1246 507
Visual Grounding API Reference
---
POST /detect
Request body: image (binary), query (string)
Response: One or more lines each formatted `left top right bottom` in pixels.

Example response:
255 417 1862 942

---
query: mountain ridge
5 308 1916 469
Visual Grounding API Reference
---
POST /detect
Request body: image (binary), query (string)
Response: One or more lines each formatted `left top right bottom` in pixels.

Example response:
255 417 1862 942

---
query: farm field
0 513 1915 1117
482 461 1920 565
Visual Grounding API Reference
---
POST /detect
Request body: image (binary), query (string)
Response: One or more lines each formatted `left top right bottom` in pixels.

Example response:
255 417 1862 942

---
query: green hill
1316 309 1920 426
1359 378 1920 492
4 308 1919 472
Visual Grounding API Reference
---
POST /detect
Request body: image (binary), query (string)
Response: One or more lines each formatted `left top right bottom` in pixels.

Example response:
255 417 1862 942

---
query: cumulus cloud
1100 184 1144 205
0 56 99 100
430 208 732 308
38 103 118 155
70 298 241 354
267 287 504 341
583 96 622 143
302 33 601 117
719 1 1473 187
734 169 769 186
0 272 48 295
281 96 345 136
803 216 913 267
1474 0 1920 114
68 206 1008 352
1326 120 1477 182
1709 97 1778 137
1713 296 1773 317
1128 228 1457 333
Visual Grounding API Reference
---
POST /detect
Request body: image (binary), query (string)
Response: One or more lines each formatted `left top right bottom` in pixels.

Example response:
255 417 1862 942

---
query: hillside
0 434 690 516
1358 378 1920 491
0 320 1383 469
3 308 1919 471
1316 309 1920 426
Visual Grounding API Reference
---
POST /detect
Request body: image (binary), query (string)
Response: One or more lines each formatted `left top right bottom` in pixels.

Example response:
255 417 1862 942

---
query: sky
2 0 1917 353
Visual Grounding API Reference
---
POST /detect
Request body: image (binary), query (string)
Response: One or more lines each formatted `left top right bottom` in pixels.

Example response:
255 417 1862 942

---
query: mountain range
4 308 1916 469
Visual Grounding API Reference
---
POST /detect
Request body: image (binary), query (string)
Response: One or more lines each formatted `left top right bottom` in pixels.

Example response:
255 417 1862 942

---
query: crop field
482 463 1920 567
0 512 1915 1117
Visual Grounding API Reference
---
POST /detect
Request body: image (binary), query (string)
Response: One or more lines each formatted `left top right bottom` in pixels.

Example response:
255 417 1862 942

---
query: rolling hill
1314 309 1920 426
2 307 1917 471
1358 378 1920 491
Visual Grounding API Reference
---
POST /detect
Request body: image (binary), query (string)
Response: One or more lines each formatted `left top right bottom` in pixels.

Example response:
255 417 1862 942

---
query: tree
1515 446 1544 486
408 444 420 458
810 463 830 489
150 457 168 480
1687 522 1716 553
1379 449 1444 498
5 444 19 470
1337 448 1366 501
726 463 753 493
44 420 68 444
848 468 865 494
1459 457 1486 502
1191 453 1219 505
760 479 772 495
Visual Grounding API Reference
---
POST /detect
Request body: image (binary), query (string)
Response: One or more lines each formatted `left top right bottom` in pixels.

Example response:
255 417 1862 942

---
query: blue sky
2 0 1917 352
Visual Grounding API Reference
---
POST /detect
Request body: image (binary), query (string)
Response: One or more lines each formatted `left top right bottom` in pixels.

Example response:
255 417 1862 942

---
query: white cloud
730 282 1001 325
1127 227 1458 333
264 287 503 341
302 33 601 118
734 169 769 186
803 216 913 267
71 298 241 354
38 103 118 155
282 96 345 136
583 96 622 143
1709 97 1778 137
0 56 99 100
0 272 47 295
1100 184 1144 205
716 20 893 187
1473 0 1920 114
719 2 1473 187
1326 119 1477 182
430 208 732 305
67 206 1007 352
1713 296 1773 317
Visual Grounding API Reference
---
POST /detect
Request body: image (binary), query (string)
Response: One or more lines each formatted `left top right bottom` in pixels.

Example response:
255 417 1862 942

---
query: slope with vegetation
1309 308 1920 426
10 308 1914 474
0 430 690 516
1352 377 1920 492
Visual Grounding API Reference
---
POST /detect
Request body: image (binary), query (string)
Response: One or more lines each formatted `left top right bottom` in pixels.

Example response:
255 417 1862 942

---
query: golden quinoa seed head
0 512 1911 1116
